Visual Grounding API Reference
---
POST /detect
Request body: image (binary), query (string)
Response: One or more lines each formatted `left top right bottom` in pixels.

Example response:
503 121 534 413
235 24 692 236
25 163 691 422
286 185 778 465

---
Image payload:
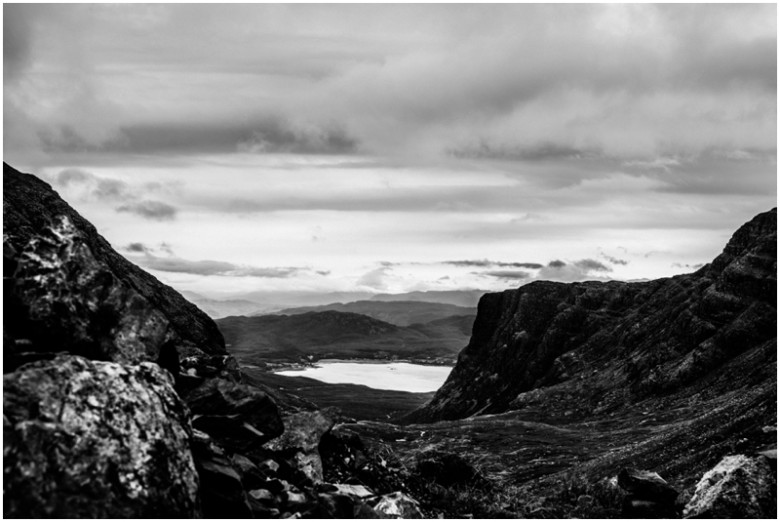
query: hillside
217 310 471 365
408 208 776 423
276 300 476 326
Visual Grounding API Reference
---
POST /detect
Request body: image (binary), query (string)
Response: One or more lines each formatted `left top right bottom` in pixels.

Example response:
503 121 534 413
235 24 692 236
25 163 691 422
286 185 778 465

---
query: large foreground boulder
3 355 200 517
683 454 776 518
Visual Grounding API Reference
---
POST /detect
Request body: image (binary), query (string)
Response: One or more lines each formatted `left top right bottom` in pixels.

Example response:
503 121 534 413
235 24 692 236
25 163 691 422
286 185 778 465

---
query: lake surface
275 361 453 393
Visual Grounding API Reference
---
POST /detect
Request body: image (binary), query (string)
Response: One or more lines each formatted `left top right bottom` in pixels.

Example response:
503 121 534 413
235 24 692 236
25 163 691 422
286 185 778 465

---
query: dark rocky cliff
3 162 228 378
407 208 776 422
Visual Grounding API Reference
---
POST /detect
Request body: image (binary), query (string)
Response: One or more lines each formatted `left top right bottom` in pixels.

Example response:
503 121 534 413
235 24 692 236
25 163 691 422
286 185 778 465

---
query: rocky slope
407 208 776 422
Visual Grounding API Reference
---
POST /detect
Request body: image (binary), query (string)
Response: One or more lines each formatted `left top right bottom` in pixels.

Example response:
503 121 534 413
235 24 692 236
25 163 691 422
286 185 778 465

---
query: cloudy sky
4 4 776 299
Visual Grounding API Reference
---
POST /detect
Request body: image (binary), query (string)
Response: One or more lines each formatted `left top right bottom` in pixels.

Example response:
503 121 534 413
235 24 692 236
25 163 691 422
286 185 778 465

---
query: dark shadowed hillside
217 310 470 365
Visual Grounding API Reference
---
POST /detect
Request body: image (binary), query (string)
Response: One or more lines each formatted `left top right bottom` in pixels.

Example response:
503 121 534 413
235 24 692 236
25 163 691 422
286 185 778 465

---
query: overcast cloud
3 4 775 297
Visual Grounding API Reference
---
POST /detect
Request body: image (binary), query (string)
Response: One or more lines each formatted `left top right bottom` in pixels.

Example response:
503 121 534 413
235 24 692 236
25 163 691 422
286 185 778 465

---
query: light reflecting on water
275 361 452 393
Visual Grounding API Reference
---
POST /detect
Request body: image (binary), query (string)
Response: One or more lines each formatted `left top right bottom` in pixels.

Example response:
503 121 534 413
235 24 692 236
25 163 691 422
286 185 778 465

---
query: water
275 361 452 393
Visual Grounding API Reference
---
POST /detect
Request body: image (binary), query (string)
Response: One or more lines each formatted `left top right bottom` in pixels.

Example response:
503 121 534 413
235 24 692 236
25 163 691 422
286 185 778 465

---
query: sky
3 4 777 300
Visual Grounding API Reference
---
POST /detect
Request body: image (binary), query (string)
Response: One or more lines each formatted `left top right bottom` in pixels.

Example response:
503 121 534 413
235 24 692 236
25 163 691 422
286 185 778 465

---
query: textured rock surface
3 163 228 377
265 410 335 483
683 454 777 518
408 208 777 422
184 378 284 451
3 355 199 518
372 491 424 518
617 468 678 503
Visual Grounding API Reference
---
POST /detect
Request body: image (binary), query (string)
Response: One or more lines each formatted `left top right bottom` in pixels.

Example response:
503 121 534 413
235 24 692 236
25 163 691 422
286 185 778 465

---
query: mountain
370 289 486 307
180 291 264 319
275 300 476 326
408 208 776 423
216 311 471 365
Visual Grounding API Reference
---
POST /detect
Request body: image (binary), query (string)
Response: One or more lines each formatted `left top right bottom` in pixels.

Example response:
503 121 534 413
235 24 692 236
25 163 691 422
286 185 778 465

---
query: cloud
125 242 150 253
4 4 775 167
573 259 611 272
116 200 178 221
357 266 391 290
444 259 543 269
601 254 629 266
537 258 613 282
480 270 532 281
132 252 302 278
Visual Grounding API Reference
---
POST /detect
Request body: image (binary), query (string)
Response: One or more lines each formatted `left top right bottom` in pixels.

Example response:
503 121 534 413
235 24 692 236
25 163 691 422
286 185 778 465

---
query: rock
622 498 679 518
265 410 335 482
249 488 275 501
415 450 482 487
617 468 679 503
184 378 283 450
3 355 199 518
318 483 376 499
372 491 424 519
683 454 776 518
193 445 252 518
406 208 777 423
3 163 232 381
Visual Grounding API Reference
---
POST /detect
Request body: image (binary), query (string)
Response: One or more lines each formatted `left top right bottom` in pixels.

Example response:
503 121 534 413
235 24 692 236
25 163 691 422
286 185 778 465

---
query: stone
683 454 776 518
194 449 252 518
265 410 335 482
184 378 283 450
372 491 424 519
617 468 678 503
415 450 482 487
319 483 376 499
3 355 199 518
3 163 229 379
249 488 275 502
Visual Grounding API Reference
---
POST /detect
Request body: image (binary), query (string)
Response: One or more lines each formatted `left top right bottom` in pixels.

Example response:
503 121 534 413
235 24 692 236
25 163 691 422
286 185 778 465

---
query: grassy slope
217 311 470 365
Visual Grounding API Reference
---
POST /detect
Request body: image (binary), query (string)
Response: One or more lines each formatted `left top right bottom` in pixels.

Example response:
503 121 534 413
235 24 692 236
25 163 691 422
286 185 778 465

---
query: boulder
415 450 483 487
3 163 231 381
683 454 776 518
372 491 424 518
3 355 199 518
265 410 335 482
617 468 679 503
184 378 284 450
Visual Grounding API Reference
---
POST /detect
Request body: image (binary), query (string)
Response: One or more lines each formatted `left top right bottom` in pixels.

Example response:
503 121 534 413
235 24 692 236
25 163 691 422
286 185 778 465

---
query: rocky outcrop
3 163 229 379
408 209 777 422
617 468 680 518
3 355 199 518
683 454 776 518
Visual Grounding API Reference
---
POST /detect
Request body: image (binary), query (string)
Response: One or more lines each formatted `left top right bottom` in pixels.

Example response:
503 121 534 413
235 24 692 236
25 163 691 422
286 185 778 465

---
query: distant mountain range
273 300 476 327
216 310 473 365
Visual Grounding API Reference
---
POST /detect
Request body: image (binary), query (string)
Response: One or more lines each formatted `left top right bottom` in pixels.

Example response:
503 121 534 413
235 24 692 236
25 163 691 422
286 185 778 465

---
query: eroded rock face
3 163 229 378
408 209 777 422
683 454 777 518
3 355 200 518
